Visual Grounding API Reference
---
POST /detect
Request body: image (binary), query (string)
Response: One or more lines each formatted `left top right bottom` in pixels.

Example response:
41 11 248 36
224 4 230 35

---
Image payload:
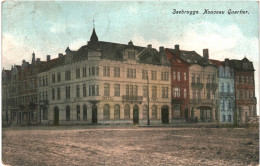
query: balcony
190 99 216 105
219 92 235 97
39 100 49 105
191 82 204 89
122 95 143 101
206 83 218 90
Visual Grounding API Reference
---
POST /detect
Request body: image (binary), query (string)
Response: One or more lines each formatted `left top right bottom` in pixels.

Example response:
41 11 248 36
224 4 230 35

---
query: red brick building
165 45 190 120
229 57 257 124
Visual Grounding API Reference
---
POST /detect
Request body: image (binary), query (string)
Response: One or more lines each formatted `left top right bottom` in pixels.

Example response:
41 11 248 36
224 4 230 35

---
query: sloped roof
229 58 255 71
39 58 60 72
209 59 222 67
167 48 215 67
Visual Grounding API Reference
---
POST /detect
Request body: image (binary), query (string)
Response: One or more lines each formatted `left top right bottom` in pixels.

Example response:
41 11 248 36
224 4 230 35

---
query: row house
229 57 257 124
2 69 11 126
37 28 172 125
166 46 219 123
6 54 42 125
210 59 235 123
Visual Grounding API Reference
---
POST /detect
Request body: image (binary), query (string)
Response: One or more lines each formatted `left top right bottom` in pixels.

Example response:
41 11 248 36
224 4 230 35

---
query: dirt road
2 126 259 165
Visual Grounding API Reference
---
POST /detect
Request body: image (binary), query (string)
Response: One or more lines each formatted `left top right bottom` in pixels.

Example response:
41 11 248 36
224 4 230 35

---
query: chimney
147 44 152 49
159 46 164 52
37 58 40 62
225 58 229 66
32 52 35 63
58 53 63 58
47 55 51 61
175 44 180 55
203 49 209 59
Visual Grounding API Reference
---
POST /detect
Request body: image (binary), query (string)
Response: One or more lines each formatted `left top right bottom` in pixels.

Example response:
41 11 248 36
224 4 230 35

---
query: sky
1 1 259 114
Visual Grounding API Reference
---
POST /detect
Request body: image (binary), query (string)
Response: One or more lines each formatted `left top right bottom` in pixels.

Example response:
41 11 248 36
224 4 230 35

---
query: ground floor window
228 115 231 122
77 105 80 120
173 105 181 117
124 105 130 119
103 104 110 120
43 109 48 120
83 105 87 121
222 115 225 122
143 105 148 119
152 105 157 119
114 104 120 119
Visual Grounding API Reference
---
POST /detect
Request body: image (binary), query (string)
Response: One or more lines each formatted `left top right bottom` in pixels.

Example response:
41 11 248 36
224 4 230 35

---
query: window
173 71 176 80
134 85 138 96
103 66 110 77
207 90 210 99
226 83 230 93
244 76 247 83
207 75 210 83
161 72 169 81
83 84 87 97
52 88 55 100
57 87 60 100
192 73 195 82
89 66 99 76
66 106 70 121
89 85 99 96
83 105 87 120
222 115 225 122
77 105 80 120
143 85 148 98
76 68 80 78
184 88 187 98
57 73 61 82
128 51 136 59
173 87 180 98
83 67 87 77
124 104 130 119
221 83 224 92
241 76 244 84
103 104 110 120
43 108 48 120
221 100 225 110
66 86 70 98
104 83 110 96
211 75 215 83
197 75 200 83
177 72 180 81
127 68 136 78
114 84 120 96
52 74 55 83
143 105 148 119
142 70 148 79
228 115 231 122
151 71 157 80
184 72 187 81
162 87 168 98
114 104 120 119
174 105 181 117
197 90 201 100
65 71 71 80
152 105 157 119
152 86 157 98
76 85 80 97
114 67 120 77
228 100 231 109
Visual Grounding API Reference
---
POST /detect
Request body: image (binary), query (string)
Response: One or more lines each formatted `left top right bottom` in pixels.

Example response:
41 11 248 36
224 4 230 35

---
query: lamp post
147 75 150 125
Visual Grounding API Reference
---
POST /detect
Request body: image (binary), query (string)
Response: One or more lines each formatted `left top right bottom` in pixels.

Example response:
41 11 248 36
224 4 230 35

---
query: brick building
165 45 190 121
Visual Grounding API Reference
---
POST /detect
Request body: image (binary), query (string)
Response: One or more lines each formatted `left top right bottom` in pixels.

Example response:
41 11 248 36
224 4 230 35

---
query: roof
39 58 60 72
229 57 255 71
209 59 222 67
166 48 216 67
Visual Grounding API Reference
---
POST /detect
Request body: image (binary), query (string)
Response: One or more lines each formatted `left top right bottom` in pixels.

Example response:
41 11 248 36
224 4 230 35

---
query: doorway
161 106 169 124
133 105 139 124
54 107 59 125
92 105 97 124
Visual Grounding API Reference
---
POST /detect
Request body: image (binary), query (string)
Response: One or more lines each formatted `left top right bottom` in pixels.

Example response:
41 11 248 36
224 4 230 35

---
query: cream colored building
38 29 171 125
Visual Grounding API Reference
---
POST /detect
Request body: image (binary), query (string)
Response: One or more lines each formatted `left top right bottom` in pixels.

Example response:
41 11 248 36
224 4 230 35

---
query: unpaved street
2 126 259 166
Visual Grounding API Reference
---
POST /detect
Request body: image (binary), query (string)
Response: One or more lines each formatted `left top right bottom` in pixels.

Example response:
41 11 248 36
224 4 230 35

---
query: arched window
103 104 110 120
143 105 148 119
173 71 176 80
152 105 157 119
66 106 70 121
114 104 120 119
124 104 130 119
83 104 87 121
77 105 80 120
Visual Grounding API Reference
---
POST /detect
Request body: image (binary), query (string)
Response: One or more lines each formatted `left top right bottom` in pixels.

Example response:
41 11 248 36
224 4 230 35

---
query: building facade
211 59 235 123
165 45 190 121
229 58 257 124
37 28 172 125
2 69 11 126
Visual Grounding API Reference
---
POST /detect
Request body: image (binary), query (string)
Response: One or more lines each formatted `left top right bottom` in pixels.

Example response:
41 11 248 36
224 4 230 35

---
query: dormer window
128 51 136 60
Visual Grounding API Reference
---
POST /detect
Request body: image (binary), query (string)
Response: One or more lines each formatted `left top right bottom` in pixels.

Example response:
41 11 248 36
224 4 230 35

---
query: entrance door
161 106 169 124
92 105 97 124
54 107 59 125
133 105 139 124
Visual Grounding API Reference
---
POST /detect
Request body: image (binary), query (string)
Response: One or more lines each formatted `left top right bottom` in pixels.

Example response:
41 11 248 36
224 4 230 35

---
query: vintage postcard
1 1 259 165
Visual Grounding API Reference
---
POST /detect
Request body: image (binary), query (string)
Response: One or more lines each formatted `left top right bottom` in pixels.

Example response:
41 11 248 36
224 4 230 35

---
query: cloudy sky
2 1 259 113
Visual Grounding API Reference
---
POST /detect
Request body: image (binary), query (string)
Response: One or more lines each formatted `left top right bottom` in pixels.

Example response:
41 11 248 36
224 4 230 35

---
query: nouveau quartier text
172 9 249 15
